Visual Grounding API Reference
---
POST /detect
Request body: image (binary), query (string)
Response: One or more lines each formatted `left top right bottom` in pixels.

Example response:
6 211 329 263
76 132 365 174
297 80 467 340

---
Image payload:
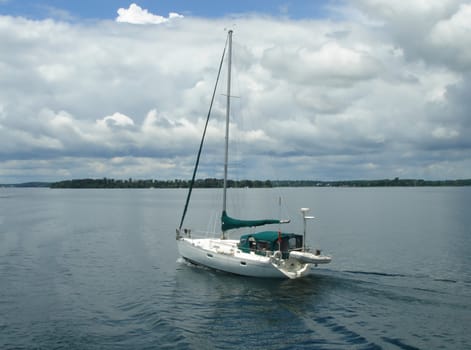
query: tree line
48 177 471 189
49 178 273 189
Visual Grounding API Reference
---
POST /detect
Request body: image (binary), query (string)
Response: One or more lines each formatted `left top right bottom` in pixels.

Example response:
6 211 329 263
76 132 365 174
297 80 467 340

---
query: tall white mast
222 30 232 218
221 30 232 239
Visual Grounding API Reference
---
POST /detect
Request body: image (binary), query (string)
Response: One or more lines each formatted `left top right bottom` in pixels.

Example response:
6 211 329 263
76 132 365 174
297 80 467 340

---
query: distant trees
49 178 275 189
48 177 471 189
271 179 471 187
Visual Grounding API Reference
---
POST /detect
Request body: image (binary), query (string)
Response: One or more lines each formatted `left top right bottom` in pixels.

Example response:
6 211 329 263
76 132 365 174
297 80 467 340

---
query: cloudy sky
0 1 470 183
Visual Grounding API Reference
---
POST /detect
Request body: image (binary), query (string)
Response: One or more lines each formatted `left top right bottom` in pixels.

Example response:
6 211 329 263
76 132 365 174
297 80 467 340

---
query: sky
0 0 470 183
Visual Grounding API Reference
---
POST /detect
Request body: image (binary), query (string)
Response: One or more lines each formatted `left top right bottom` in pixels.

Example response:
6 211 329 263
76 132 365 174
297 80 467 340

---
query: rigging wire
179 34 229 231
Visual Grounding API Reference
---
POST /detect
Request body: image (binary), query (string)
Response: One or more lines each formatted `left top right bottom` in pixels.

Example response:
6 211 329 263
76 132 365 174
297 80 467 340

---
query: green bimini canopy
238 231 303 254
221 210 285 231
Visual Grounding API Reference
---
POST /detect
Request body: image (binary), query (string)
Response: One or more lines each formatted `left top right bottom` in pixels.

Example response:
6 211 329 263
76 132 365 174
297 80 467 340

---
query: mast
222 29 232 238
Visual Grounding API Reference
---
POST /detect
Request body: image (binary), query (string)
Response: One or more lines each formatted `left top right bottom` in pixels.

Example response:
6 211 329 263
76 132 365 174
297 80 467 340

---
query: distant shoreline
2 177 470 188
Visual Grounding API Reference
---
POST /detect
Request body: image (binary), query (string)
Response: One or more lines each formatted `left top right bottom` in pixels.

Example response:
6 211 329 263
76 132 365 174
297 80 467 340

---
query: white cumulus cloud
97 113 135 128
116 3 183 24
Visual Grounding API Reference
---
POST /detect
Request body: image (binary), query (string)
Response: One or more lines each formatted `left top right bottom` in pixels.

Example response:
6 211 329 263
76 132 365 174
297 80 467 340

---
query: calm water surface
0 187 470 349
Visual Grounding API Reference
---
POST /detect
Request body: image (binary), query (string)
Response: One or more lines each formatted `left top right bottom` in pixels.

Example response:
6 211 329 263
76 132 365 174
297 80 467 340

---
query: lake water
0 187 470 349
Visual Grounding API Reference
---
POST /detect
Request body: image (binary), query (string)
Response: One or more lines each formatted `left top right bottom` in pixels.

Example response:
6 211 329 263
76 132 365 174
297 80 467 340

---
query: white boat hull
177 238 312 279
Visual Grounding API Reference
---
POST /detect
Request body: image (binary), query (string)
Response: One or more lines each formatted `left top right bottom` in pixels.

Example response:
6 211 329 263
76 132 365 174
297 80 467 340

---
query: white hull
177 237 312 279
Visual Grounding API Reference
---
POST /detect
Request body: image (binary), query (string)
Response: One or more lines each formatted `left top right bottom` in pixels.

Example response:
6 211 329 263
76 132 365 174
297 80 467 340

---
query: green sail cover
221 210 282 231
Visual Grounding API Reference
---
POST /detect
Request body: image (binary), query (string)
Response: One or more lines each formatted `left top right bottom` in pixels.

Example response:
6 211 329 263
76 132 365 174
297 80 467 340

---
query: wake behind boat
176 30 331 279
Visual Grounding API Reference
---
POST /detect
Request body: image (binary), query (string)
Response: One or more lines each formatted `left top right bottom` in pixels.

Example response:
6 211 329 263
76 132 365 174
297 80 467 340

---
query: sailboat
176 30 331 279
